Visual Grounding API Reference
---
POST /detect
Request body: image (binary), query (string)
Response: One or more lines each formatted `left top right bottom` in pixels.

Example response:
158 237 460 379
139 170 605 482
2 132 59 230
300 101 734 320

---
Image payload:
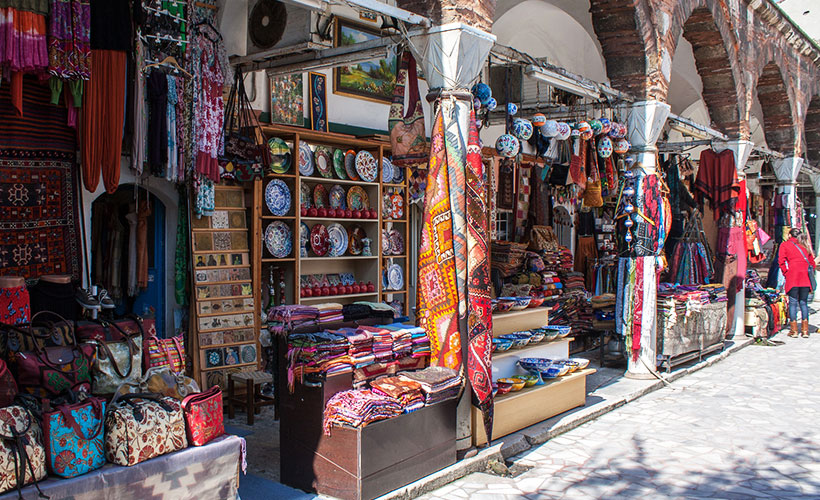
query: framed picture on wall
270 74 304 126
333 19 397 103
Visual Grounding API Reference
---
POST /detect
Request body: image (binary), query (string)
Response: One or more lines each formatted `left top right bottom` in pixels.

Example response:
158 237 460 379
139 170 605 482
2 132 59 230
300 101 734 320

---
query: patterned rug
0 150 82 280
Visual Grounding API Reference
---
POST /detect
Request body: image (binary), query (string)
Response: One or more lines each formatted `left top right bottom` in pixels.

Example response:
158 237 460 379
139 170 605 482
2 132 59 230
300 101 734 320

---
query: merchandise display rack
254 124 409 315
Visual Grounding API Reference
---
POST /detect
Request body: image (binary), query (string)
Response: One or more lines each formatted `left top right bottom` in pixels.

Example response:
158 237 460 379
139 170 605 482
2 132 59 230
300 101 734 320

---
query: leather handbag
81 320 143 395
144 329 185 375
14 318 95 398
114 366 200 401
0 360 16 408
389 51 428 169
104 393 187 466
0 405 47 496
182 386 224 446
43 396 106 478
1 310 75 361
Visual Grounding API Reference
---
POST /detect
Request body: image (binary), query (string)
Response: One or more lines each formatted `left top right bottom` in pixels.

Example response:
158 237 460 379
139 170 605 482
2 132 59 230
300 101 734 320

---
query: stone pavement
418 329 820 499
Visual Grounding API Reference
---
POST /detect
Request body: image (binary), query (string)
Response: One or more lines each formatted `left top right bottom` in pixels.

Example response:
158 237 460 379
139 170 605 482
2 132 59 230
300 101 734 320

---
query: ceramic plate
383 192 394 218
300 183 312 209
315 146 333 178
298 142 314 176
350 225 366 255
327 223 349 257
392 163 404 183
310 224 329 257
340 272 355 286
346 186 369 211
264 179 291 216
390 193 404 219
387 263 403 290
313 184 329 209
382 229 392 255
268 138 291 174
381 157 394 183
264 221 292 258
333 149 346 179
344 150 359 180
355 150 378 182
300 222 310 257
389 229 404 255
329 185 346 209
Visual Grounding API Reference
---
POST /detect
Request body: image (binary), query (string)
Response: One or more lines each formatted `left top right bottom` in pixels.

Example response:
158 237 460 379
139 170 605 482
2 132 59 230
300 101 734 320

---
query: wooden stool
227 371 275 425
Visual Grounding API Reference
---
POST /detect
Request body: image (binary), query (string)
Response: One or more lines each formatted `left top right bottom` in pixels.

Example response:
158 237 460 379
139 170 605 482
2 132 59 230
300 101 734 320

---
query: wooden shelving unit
253 125 409 314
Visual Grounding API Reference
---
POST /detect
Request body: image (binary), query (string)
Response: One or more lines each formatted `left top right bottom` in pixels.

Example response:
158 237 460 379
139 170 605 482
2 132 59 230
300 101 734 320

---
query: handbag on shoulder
182 386 224 446
43 395 106 478
0 404 47 496
105 393 187 466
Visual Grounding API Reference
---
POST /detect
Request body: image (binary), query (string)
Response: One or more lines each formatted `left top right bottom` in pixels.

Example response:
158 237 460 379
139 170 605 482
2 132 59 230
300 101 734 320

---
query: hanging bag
0 405 47 496
104 393 187 466
219 68 270 181
81 319 143 396
389 51 428 169
181 386 224 446
43 396 106 478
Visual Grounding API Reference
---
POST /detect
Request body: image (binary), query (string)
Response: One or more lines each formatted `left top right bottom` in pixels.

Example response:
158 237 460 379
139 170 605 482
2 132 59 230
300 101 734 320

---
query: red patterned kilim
465 109 494 440
418 108 462 370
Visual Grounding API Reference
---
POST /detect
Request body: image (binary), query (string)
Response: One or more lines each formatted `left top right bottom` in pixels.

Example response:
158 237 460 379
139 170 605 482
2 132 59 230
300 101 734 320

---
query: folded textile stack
358 325 395 362
343 303 396 322
700 284 727 303
398 367 462 405
491 241 528 277
591 294 616 322
370 376 424 412
316 303 344 323
407 327 430 358
268 305 320 336
288 331 353 385
383 324 413 358
538 271 564 298
332 327 375 368
323 389 404 434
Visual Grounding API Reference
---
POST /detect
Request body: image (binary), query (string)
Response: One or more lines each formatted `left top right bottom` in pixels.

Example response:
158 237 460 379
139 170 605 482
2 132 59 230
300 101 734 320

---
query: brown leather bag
389 51 428 169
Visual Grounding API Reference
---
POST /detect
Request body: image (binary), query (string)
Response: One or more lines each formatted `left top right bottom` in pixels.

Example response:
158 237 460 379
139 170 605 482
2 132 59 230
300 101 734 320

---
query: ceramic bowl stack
518 357 552 376
492 338 514 353
527 330 546 343
541 325 571 339
509 296 531 311
498 332 531 349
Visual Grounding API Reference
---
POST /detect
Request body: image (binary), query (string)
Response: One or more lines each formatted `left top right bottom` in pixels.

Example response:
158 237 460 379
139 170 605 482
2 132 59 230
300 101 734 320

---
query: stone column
773 157 804 227
622 101 669 380
810 174 820 254
712 140 754 339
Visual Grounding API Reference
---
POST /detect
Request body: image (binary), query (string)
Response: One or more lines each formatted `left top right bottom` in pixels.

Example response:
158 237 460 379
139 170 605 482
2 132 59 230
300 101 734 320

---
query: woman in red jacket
778 228 815 337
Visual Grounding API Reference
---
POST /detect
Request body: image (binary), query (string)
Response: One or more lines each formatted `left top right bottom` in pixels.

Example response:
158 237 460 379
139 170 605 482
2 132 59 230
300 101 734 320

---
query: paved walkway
419 328 820 499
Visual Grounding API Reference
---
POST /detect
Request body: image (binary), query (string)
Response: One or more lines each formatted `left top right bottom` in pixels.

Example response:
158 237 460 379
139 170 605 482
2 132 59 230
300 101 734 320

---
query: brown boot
802 320 810 338
789 321 798 338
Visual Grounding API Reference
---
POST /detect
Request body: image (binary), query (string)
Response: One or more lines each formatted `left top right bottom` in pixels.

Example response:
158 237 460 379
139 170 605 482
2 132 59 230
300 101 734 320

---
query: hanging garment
125 210 137 296
48 0 91 104
174 188 188 305
0 6 49 113
166 75 178 182
191 30 225 181
695 149 739 220
136 199 151 289
147 70 168 175
131 36 146 175
514 163 532 242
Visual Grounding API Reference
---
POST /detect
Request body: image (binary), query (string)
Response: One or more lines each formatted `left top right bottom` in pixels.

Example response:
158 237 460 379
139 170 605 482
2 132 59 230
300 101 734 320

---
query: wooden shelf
492 336 575 360
301 256 378 261
383 289 406 294
265 173 297 178
383 254 406 258
300 292 378 301
299 177 380 187
262 258 296 263
262 215 296 220
382 183 407 188
493 308 549 337
300 217 379 223
261 124 382 149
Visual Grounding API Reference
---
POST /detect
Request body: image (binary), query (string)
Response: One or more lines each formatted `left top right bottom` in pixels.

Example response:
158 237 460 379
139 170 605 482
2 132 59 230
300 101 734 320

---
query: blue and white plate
340 272 355 286
381 157 394 183
329 185 346 209
265 179 291 216
299 142 314 176
327 223 348 257
264 221 292 258
392 163 404 183
387 263 403 290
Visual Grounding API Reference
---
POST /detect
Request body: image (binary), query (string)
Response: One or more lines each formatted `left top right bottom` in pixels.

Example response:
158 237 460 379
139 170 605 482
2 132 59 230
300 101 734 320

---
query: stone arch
805 95 820 165
588 0 657 99
756 61 797 155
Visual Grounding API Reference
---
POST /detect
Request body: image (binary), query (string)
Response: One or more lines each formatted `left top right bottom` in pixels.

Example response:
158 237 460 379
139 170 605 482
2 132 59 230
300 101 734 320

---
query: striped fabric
0 77 76 152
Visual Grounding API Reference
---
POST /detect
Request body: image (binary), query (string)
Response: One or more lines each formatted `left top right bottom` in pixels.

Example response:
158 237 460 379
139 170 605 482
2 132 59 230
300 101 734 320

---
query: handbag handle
113 392 177 422
150 335 184 370
91 337 135 380
390 51 423 125
182 385 221 409
0 406 32 440
55 398 104 442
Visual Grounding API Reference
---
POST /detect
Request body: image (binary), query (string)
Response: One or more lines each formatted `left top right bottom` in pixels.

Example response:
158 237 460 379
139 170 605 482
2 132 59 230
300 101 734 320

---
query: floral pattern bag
0 405 47 496
182 386 224 446
43 397 106 478
0 360 16 408
104 393 187 466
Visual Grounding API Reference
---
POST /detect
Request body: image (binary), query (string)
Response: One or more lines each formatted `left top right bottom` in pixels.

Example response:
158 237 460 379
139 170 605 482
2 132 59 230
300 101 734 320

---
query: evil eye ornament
623 186 635 197
496 134 520 158
624 203 635 213
625 232 633 243
598 137 613 158
589 119 603 136
486 97 498 111
541 120 559 137
599 118 612 135
556 122 572 140
531 113 547 127
471 82 492 104
507 103 518 115
623 169 635 179
512 118 534 141
624 217 634 228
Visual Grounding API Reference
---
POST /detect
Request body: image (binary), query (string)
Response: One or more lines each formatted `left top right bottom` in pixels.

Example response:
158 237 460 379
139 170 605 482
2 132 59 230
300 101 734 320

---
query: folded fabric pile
267 305 320 336
398 367 462 405
591 294 616 323
370 376 424 412
316 303 344 323
355 301 399 320
700 284 727 303
358 325 395 362
407 326 430 358
288 331 353 388
491 241 528 277
381 324 413 358
342 303 396 322
332 327 375 368
323 389 403 434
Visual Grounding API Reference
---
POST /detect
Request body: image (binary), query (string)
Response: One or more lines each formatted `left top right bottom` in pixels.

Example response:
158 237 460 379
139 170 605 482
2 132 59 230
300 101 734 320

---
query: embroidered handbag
219 68 269 181
43 397 106 478
0 360 16 408
14 319 95 398
182 386 224 446
104 393 187 466
144 330 185 375
0 405 47 496
389 51 428 169
81 320 143 396
114 366 200 401
1 310 75 361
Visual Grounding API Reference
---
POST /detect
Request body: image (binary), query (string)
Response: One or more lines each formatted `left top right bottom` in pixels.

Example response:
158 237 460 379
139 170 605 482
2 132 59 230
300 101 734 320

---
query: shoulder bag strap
402 52 423 122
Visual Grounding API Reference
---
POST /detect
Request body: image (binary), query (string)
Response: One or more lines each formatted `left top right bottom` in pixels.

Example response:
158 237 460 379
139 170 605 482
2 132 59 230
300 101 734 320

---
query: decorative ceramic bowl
556 122 571 140
543 363 570 378
495 134 520 158
570 357 590 370
554 359 580 373
528 296 545 308
499 378 525 392
527 330 546 343
517 375 538 387
512 118 534 141
494 298 515 313
542 325 571 339
541 120 559 138
510 296 531 311
498 333 531 348
518 357 552 372
496 379 514 394
493 338 514 353
598 137 613 158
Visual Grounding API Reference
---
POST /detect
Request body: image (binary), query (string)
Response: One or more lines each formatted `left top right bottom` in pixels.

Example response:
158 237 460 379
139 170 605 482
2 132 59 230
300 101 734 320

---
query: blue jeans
788 286 810 321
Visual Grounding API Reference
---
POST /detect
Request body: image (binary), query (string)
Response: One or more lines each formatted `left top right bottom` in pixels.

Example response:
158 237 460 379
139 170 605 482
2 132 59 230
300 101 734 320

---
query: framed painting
333 19 397 103
270 74 304 126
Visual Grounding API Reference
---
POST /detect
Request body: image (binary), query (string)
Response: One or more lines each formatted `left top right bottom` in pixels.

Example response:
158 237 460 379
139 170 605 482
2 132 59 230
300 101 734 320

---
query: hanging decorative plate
300 183 311 209
340 273 355 286
264 221 292 258
382 229 392 255
344 150 359 180
390 193 404 219
355 150 378 182
264 179 291 216
268 138 292 174
313 183 329 208
310 224 329 256
387 263 404 291
346 186 369 211
350 225 366 255
333 149 346 179
314 146 333 178
298 142 314 176
300 222 310 256
392 164 404 184
327 223 349 257
381 157 394 183
389 229 404 255
329 185 346 209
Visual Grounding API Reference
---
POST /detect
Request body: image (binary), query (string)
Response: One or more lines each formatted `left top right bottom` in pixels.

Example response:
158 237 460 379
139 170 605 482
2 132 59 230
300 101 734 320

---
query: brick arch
588 0 657 99
805 95 820 165
756 61 797 155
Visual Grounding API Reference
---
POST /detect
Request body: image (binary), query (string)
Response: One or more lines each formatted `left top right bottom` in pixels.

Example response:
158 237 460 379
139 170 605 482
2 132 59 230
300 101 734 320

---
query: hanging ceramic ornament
598 137 613 158
556 122 571 140
614 138 630 154
624 203 635 213
473 98 482 110
496 134 520 157
471 82 492 104
623 186 635 197
624 156 636 169
507 103 518 115
624 217 634 228
589 119 603 136
541 120 559 137
512 118 533 141
486 97 498 111
531 113 547 127
599 118 611 135
625 232 633 243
